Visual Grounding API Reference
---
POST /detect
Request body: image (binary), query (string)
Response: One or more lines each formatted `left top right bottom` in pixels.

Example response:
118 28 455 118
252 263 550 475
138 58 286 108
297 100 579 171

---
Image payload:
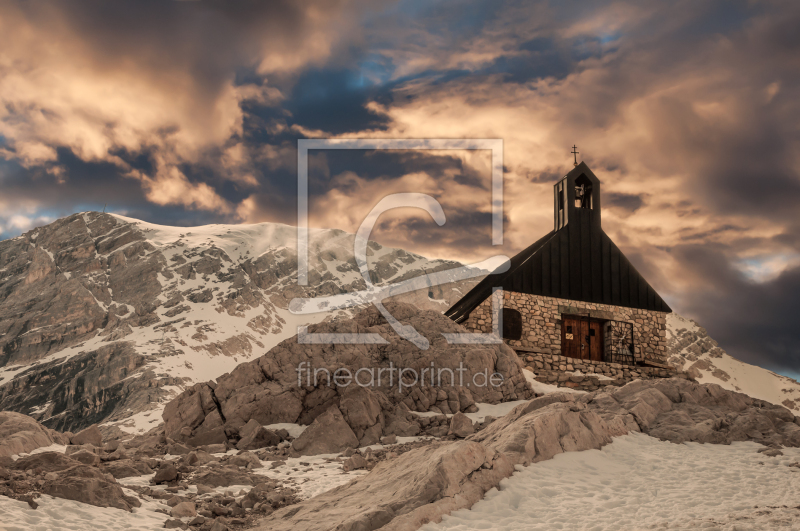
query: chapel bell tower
554 161 602 231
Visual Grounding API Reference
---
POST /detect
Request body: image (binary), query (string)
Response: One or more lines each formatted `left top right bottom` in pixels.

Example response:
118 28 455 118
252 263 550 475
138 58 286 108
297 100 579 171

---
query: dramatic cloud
0 0 799 374
0 0 365 216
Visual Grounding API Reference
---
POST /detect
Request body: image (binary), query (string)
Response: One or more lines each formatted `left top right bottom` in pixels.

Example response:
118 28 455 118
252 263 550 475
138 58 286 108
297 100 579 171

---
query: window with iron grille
604 320 635 365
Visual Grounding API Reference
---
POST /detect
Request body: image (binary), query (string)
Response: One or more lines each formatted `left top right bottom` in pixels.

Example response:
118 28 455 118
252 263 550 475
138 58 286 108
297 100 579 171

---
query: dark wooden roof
446 162 671 323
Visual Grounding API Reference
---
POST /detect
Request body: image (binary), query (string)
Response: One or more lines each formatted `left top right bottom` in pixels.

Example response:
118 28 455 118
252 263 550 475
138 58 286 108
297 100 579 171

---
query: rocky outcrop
163 302 534 452
666 313 800 414
0 411 70 457
254 378 800 531
261 441 514 531
5 451 142 512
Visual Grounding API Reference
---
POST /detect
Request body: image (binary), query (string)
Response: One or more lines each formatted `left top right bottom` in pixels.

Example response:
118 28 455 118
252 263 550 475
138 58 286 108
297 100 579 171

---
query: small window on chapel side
501 309 522 340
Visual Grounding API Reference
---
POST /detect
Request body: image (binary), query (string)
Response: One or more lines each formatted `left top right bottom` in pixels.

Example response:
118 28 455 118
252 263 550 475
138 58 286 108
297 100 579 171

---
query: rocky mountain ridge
666 313 800 414
0 212 480 435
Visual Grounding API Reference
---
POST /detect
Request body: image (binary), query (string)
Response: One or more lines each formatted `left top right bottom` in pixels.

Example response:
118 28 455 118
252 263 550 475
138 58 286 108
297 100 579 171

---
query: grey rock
258 441 514 531
0 411 69 457
69 450 101 467
290 406 358 456
228 451 263 469
193 467 253 488
71 425 103 447
40 462 142 512
237 425 280 451
448 412 474 438
13 452 83 472
342 454 368 471
102 459 152 479
153 463 179 484
171 501 197 518
65 444 98 456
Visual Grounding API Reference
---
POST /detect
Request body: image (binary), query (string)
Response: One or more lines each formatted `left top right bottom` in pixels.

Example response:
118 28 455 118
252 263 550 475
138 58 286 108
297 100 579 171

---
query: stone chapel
445 161 677 388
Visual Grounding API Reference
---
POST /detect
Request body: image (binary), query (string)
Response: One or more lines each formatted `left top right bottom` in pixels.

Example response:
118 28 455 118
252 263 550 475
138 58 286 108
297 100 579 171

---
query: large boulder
470 396 614 465
163 383 221 441
42 465 142 512
0 411 69 457
339 387 386 446
448 412 474 438
290 406 359 456
103 459 153 479
12 452 83 472
153 462 179 484
9 451 141 512
70 425 103 447
68 450 101 467
236 420 280 451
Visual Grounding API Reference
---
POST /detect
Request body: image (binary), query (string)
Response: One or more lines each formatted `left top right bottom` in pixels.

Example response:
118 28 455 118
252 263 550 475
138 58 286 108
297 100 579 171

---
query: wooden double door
561 315 604 361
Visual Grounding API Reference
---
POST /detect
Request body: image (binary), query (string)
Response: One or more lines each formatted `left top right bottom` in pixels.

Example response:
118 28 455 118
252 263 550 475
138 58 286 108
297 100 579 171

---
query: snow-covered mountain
666 313 800 414
0 212 481 435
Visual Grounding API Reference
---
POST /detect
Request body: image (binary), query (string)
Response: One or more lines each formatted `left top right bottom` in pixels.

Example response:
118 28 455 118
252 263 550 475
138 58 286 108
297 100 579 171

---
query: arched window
502 308 522 340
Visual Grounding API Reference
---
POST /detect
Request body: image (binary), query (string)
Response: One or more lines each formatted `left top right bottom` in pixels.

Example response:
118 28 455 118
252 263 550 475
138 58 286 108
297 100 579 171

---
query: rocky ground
4 375 800 531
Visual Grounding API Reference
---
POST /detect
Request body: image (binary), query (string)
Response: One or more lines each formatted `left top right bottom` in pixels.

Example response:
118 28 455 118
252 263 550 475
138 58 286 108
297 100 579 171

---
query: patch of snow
465 401 528 423
522 368 586 396
103 407 164 435
424 432 800 531
11 444 67 461
253 454 367 500
0 488 170 531
264 423 307 439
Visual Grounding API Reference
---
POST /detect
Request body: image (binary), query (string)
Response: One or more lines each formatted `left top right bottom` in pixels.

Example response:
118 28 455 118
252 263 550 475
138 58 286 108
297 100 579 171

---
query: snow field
422 432 800 531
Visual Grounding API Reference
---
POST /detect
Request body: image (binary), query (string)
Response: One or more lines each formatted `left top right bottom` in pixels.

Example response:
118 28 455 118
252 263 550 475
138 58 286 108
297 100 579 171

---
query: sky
0 0 798 377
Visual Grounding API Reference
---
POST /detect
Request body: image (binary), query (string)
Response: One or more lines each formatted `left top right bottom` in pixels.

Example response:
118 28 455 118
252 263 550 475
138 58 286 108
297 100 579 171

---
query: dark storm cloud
671 244 800 375
604 192 644 213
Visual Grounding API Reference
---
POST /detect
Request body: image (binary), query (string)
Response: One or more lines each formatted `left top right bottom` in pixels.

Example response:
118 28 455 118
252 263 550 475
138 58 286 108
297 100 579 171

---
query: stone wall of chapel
461 291 669 365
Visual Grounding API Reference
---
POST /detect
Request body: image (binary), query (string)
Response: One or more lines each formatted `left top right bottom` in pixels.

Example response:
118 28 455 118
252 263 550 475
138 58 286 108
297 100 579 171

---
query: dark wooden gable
446 162 671 323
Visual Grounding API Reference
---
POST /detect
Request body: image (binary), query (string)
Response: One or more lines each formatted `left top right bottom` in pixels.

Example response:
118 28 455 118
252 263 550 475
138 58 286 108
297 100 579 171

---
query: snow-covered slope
0 212 482 435
667 313 800 414
423 433 800 531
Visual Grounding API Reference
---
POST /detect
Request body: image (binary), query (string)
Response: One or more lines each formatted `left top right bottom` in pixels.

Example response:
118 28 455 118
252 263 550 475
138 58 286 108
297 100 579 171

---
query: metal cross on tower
571 145 579 166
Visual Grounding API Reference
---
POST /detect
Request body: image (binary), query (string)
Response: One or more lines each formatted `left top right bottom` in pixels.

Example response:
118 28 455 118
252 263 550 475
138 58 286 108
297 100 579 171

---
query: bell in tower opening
575 174 593 209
